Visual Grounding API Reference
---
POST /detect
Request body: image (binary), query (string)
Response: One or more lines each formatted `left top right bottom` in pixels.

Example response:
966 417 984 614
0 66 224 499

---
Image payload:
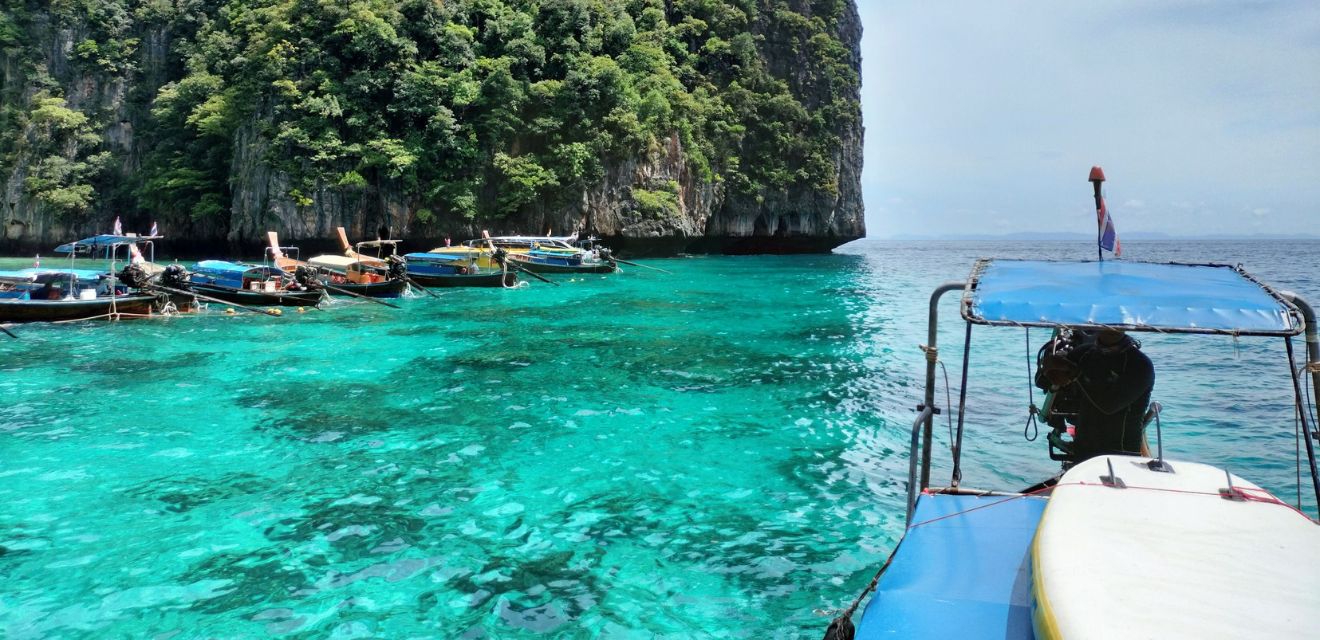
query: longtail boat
0 234 175 322
331 226 513 290
188 260 323 307
464 235 618 274
403 250 518 288
267 232 407 298
0 272 157 322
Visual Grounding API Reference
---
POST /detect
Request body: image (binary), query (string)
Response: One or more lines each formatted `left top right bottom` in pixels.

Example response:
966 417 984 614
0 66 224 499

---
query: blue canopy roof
964 260 1302 336
54 235 158 253
0 268 107 281
404 252 474 263
193 260 284 277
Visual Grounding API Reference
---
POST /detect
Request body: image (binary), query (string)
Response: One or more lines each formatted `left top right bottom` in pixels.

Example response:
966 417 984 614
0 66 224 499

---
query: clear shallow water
1 240 1316 638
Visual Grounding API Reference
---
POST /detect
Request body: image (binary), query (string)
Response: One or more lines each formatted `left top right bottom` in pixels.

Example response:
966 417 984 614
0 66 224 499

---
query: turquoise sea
2 240 1317 638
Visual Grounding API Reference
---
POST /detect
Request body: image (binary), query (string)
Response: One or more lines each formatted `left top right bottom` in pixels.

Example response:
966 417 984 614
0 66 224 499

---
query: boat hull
0 294 158 322
190 283 323 307
508 258 618 274
408 272 517 288
323 278 408 298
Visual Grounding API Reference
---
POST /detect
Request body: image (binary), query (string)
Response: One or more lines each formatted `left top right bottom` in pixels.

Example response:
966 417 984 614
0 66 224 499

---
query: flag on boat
1089 166 1121 258
112 216 122 235
1096 195 1121 256
149 221 158 236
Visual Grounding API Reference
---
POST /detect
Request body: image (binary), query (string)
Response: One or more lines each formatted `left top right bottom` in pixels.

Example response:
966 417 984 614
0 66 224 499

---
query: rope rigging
1023 328 1039 442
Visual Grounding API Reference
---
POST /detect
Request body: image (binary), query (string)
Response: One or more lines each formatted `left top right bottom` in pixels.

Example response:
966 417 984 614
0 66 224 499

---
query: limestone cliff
0 1 864 257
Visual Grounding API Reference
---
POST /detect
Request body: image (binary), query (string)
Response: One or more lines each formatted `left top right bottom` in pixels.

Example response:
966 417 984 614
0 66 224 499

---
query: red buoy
1089 166 1106 183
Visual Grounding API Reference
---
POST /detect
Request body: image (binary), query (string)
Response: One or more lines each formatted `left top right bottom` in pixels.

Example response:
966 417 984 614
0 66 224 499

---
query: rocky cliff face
0 2 864 257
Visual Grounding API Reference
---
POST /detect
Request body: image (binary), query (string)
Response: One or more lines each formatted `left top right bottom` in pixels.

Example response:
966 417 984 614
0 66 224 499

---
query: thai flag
149 221 158 237
112 216 122 235
1097 197 1121 256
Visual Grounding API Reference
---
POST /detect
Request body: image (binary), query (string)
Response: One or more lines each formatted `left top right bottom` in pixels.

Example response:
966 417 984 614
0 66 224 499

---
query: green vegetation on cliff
1 0 859 233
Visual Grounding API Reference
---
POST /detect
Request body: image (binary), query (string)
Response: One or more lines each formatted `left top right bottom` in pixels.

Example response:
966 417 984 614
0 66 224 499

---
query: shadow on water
124 472 273 513
180 551 320 615
245 381 426 440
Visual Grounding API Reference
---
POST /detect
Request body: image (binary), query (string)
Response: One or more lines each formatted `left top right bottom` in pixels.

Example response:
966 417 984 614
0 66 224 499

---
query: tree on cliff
0 0 860 241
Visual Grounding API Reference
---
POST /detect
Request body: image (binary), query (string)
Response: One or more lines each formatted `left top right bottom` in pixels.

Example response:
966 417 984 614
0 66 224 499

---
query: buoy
224 308 236 315
297 307 306 313
269 308 282 316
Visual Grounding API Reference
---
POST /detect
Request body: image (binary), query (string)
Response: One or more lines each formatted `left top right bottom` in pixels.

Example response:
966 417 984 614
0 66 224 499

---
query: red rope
911 480 1318 529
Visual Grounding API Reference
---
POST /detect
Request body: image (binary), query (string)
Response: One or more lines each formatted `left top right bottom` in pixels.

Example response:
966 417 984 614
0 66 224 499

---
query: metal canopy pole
1282 292 1320 516
951 321 973 487
1284 293 1320 415
921 282 966 490
1284 337 1320 515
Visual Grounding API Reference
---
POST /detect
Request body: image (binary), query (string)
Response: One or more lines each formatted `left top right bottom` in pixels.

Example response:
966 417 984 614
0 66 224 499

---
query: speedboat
833 258 1320 640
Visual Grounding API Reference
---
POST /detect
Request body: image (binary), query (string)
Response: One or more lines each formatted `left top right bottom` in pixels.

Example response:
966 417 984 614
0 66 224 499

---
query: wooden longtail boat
403 252 518 287
0 234 185 322
267 232 407 298
189 261 323 307
0 272 157 322
506 250 618 274
464 235 618 274
332 226 511 291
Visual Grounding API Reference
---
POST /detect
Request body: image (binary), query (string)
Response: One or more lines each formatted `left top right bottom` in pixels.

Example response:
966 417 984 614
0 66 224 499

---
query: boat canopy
54 234 159 253
964 259 1303 336
0 268 106 282
194 260 284 279
406 252 477 263
464 236 576 250
308 255 357 269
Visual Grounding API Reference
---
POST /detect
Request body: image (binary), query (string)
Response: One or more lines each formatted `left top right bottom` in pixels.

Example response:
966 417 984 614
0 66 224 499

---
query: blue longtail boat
403 251 518 288
188 260 323 307
0 234 167 322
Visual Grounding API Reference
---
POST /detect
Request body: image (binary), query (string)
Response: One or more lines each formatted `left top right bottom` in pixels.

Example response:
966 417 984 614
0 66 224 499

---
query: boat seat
856 492 1046 639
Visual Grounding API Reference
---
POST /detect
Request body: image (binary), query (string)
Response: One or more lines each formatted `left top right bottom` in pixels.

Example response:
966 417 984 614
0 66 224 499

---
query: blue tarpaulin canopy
964 260 1301 336
404 252 474 263
54 235 158 253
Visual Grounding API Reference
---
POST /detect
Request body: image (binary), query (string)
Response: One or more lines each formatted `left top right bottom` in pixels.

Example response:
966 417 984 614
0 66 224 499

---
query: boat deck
857 492 1046 640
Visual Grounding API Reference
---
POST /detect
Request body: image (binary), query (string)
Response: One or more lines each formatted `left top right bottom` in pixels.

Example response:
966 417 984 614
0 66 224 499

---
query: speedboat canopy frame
963 259 1303 337
912 259 1320 523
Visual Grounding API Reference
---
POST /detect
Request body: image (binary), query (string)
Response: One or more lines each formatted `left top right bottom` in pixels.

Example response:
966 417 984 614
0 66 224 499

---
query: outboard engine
386 254 408 280
161 264 190 289
293 265 321 289
118 263 153 289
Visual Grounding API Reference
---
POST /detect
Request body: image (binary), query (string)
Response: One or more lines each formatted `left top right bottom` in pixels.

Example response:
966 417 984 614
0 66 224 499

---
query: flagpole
1089 166 1106 262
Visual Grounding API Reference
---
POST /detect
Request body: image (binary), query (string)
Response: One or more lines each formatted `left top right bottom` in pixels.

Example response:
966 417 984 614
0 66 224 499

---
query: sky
857 1 1320 238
